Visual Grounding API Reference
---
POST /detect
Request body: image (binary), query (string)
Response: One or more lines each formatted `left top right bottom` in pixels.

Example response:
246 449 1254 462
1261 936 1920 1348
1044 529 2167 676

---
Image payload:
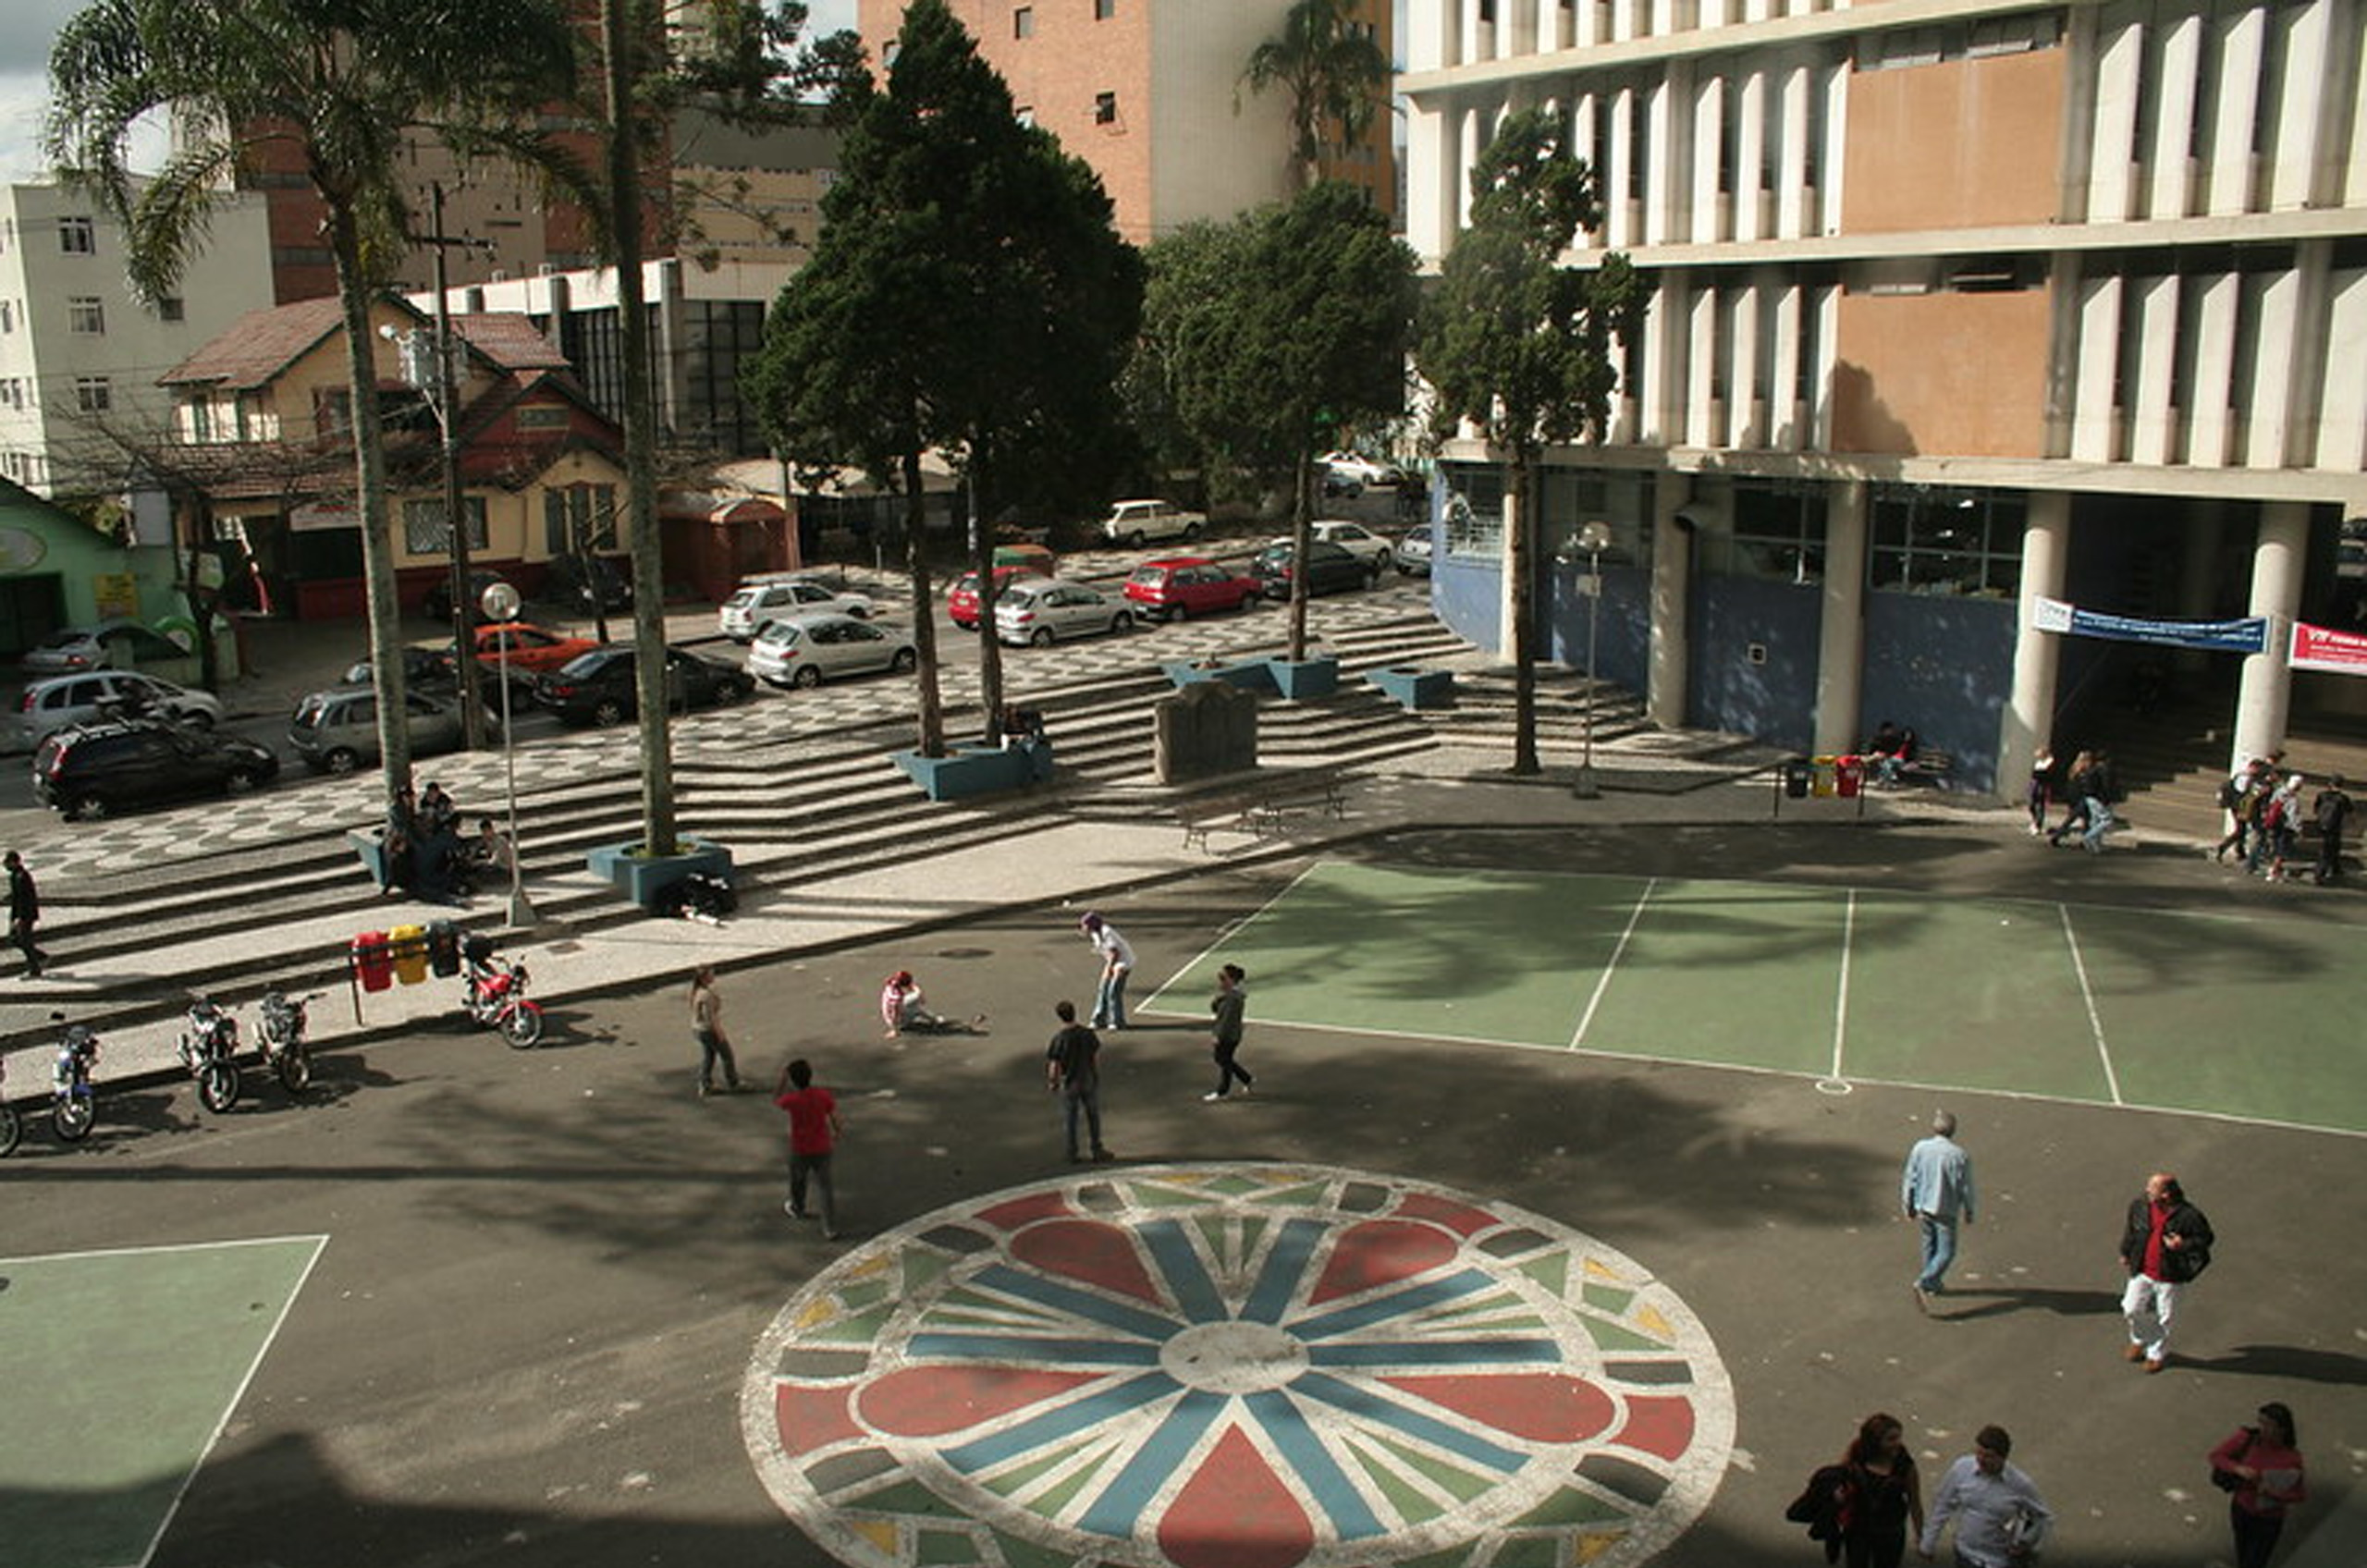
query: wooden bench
1892 749 1955 788
1179 777 1349 851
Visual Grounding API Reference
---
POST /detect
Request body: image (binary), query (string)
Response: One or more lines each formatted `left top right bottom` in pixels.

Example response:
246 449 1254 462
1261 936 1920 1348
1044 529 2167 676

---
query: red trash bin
352 930 393 993
1836 755 1864 798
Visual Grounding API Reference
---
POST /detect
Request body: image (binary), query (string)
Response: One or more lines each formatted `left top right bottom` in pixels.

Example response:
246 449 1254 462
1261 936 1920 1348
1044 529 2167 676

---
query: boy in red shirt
774 1058 844 1240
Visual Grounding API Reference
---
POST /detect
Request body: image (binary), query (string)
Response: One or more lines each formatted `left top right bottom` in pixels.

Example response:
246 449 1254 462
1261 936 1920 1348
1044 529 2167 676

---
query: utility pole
417 183 488 749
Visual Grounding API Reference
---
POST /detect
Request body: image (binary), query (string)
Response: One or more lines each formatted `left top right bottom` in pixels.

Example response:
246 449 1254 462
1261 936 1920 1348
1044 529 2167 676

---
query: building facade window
157 296 185 323
402 496 490 554
75 376 111 414
545 484 619 555
1095 91 1119 124
680 299 767 456
1 300 13 334
1703 482 1827 585
1869 488 2024 598
1095 0 1115 17
1013 6 1033 38
67 297 105 335
59 216 94 254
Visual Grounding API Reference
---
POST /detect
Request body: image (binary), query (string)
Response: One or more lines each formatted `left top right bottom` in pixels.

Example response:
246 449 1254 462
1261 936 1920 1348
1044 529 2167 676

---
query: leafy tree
1137 181 1416 658
744 0 1140 747
1238 0 1390 191
1415 107 1640 776
47 0 584 828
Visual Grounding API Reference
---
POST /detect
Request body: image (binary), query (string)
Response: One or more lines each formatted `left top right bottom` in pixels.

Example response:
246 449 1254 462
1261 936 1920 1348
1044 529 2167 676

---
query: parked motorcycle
462 952 544 1049
177 994 242 1112
255 988 320 1095
50 1012 99 1143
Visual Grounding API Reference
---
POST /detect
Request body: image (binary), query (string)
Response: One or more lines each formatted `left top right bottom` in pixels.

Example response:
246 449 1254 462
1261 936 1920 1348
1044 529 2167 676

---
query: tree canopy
1239 0 1391 191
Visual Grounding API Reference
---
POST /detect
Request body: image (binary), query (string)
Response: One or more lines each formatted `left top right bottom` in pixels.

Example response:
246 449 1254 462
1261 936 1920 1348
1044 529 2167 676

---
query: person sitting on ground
879 970 985 1037
469 816 514 879
418 780 458 839
999 703 1048 747
1864 720 1915 786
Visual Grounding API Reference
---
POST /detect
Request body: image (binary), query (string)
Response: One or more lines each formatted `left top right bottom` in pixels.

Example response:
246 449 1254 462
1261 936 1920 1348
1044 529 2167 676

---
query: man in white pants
2117 1171 2214 1373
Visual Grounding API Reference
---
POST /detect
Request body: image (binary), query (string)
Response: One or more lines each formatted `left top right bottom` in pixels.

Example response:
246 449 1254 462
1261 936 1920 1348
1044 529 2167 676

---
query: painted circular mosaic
742 1164 1733 1568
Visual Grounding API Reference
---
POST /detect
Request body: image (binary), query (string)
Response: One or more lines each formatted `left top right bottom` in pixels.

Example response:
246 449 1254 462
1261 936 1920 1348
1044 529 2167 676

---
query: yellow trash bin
389 922 430 986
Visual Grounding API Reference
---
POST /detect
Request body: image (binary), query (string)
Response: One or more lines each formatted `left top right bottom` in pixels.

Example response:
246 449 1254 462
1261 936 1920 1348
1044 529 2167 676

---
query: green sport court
1140 860 2367 1138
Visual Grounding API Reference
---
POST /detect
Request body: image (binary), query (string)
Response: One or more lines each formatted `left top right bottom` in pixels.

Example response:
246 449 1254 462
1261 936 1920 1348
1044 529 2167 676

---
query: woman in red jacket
2210 1402 2306 1568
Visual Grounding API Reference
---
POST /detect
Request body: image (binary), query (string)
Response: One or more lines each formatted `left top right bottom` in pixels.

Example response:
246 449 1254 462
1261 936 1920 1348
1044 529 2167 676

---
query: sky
0 0 862 186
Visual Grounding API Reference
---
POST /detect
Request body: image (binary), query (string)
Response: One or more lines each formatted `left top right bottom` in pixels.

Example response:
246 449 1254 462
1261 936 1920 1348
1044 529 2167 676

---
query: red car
1122 557 1261 620
948 566 1031 630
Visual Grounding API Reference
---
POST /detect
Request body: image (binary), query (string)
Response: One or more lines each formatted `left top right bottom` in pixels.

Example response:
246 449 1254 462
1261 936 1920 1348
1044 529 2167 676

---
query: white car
748 613 917 688
719 575 876 641
16 670 222 751
1099 499 1206 547
996 580 1136 646
1319 450 1405 493
1393 526 1434 576
1309 519 1395 570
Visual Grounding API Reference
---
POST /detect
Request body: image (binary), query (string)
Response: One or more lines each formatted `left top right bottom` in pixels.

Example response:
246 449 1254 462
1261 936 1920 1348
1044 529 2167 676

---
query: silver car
288 686 490 774
719 575 876 641
996 580 1136 646
14 670 222 751
748 613 917 688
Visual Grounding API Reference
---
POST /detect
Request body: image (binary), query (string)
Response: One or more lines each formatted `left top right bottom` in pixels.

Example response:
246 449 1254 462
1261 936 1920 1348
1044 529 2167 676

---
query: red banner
2290 621 2367 675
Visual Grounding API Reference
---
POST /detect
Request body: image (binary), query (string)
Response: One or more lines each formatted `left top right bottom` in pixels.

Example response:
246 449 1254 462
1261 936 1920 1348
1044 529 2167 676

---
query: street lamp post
1573 521 1613 800
481 582 536 928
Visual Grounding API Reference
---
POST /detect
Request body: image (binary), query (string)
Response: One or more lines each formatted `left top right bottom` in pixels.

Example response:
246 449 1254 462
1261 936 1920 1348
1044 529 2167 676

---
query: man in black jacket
2120 1171 2214 1373
6 850 47 978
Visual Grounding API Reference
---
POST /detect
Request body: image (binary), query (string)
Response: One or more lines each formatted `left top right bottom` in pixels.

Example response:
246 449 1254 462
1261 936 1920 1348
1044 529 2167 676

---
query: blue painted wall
1860 593 2016 791
1686 576 1821 752
1434 551 1502 652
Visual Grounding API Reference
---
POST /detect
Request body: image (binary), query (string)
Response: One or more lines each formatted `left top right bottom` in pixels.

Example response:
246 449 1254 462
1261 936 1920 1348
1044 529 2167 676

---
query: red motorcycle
461 950 544 1049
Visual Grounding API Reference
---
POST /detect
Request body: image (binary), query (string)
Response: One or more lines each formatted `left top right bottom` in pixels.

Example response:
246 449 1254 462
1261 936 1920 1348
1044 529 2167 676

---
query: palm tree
46 0 584 830
1238 0 1390 191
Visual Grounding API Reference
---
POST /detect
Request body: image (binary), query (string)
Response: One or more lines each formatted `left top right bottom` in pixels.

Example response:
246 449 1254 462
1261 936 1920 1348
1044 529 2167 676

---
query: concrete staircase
2083 700 2367 848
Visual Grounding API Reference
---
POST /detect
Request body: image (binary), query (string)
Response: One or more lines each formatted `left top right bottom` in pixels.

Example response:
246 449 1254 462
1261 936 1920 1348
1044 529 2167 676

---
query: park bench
1178 776 1349 851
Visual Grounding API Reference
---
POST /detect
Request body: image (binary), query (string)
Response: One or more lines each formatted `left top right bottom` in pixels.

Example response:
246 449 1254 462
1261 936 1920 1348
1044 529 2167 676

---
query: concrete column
1771 281 1803 447
1640 279 1674 444
2233 502 2309 769
2241 264 2301 469
2127 274 2180 466
1813 480 1868 755
1735 67 1768 241
2068 274 2124 463
1819 61 1847 233
2001 490 2070 802
2187 269 2242 466
1686 283 1720 447
1730 281 1763 447
2205 6 2264 215
2266 0 2333 210
1648 68 1689 246
2349 0 2367 207
2089 14 2144 222
2149 10 2204 219
1649 478 1694 728
1690 71 1724 243
1573 92 1601 245
1808 283 1837 448
2318 266 2367 471
1606 86 1637 250
1776 62 1812 239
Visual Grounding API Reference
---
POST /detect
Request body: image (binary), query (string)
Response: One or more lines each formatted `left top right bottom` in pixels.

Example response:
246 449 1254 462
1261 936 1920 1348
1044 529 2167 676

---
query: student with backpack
2312 776 2352 885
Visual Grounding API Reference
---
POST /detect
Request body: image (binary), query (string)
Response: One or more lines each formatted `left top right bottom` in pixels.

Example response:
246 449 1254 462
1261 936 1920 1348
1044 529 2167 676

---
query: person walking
1045 999 1112 1164
1901 1109 1975 1312
2311 775 2352 885
1204 963 1254 1102
6 850 47 979
1838 1412 1924 1568
2044 751 2095 846
2024 750 2054 837
1079 913 1135 1030
2119 1170 2214 1373
2210 1402 2307 1568
2251 772 2303 879
773 1058 843 1240
2079 747 2120 853
690 966 742 1096
2214 757 2271 864
1919 1426 2051 1566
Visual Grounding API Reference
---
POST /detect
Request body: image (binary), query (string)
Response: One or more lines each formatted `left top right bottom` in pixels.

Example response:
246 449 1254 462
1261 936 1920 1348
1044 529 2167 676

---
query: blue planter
587 837 734 911
1267 656 1339 700
893 743 1040 800
1369 666 1455 709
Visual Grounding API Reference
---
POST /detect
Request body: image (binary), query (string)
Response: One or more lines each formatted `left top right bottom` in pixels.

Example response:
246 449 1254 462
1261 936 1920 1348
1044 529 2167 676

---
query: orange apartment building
1404 0 2367 796
857 0 1394 244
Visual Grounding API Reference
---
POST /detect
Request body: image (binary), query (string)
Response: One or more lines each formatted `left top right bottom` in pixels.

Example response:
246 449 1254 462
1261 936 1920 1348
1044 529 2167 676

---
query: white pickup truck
1099 498 1206 547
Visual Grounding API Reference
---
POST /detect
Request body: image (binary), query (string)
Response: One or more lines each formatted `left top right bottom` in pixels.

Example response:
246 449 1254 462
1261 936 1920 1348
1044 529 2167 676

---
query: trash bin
425 919 461 978
352 930 393 993
1782 757 1812 799
1811 755 1837 798
1836 754 1864 798
389 922 429 986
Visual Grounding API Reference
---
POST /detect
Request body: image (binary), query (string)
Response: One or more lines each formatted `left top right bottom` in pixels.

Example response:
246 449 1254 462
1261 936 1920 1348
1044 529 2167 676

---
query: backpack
1784 1463 1852 1552
2216 778 2240 811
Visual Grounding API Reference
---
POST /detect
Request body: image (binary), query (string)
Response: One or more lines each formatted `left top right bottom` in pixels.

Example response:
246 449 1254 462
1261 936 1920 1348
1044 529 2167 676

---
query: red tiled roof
161 296 567 390
449 313 570 372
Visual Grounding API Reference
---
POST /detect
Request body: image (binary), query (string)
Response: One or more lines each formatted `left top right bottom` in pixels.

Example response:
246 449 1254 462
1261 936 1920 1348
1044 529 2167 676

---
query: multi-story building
0 181 273 509
1403 0 2367 793
858 0 1395 244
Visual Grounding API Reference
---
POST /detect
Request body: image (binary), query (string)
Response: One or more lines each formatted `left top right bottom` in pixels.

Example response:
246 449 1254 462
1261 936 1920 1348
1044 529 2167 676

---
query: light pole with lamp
479 581 537 928
1573 520 1613 799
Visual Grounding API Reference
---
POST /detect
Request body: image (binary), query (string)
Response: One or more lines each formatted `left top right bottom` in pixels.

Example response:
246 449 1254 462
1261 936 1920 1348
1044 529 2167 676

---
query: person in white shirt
1919 1426 2051 1567
1079 912 1135 1029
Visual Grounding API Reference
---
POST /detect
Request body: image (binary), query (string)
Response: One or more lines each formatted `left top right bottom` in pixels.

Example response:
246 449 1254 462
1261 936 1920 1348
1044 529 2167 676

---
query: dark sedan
534 644 754 726
1251 538 1371 600
32 718 279 820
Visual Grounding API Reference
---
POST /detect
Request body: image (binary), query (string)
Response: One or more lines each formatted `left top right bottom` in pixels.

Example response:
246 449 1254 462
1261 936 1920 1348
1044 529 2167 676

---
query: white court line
2059 903 2123 1106
1569 878 1659 1050
1136 859 1329 1015
1830 890 1857 1083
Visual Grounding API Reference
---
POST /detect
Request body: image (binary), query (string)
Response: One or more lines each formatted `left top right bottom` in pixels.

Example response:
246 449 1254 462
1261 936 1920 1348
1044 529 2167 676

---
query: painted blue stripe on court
1291 1371 1527 1472
1076 1390 1227 1537
1241 1219 1324 1324
971 1264 1184 1341
1138 1219 1229 1323
908 1333 1163 1366
941 1371 1180 1473
1306 1338 1561 1367
1247 1389 1386 1539
1289 1269 1496 1341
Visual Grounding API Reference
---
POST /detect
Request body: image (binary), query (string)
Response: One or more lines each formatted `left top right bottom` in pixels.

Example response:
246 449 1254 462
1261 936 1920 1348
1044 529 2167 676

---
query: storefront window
1870 488 2023 597
1700 482 1826 584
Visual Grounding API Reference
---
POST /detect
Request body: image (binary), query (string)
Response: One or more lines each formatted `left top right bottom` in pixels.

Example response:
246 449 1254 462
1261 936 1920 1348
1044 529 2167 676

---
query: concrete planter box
1266 655 1339 700
1161 659 1278 694
587 837 734 912
893 742 1042 801
1369 666 1455 709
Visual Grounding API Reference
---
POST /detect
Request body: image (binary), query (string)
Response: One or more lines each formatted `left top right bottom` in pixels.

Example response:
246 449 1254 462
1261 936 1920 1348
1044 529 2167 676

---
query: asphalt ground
3 824 2361 1568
